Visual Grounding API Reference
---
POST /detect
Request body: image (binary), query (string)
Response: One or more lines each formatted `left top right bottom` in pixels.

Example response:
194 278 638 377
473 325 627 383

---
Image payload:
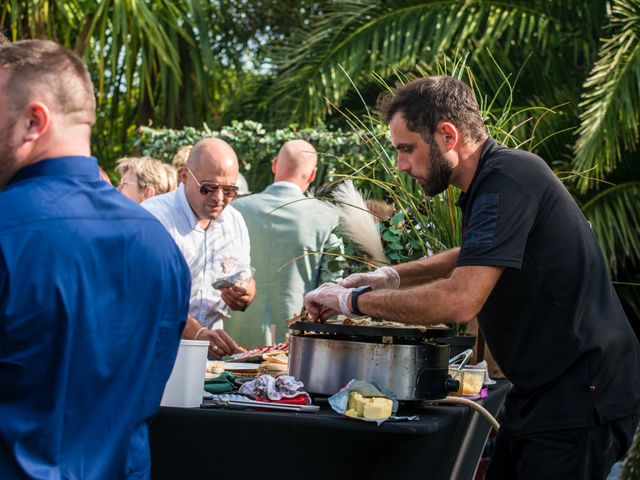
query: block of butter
345 391 393 419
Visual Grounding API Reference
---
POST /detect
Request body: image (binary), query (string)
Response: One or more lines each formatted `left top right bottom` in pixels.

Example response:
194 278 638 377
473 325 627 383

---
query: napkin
204 372 239 394
239 374 310 403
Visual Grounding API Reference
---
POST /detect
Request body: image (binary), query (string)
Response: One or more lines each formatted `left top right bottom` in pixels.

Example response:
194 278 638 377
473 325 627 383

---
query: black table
149 380 510 480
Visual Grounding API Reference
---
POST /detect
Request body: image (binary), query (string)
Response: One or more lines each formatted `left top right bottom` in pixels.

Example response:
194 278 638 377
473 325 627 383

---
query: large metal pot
288 334 454 401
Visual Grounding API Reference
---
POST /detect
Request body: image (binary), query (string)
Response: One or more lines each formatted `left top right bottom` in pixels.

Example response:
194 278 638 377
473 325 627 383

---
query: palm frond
580 181 640 272
573 0 640 192
260 0 600 125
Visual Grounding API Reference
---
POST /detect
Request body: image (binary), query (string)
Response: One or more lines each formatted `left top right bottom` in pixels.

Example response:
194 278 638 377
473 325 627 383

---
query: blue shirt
0 157 191 479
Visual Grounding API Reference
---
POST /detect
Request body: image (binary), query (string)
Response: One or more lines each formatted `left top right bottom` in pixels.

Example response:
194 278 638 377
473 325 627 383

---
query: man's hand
199 328 244 359
339 266 400 290
304 282 356 321
220 285 251 311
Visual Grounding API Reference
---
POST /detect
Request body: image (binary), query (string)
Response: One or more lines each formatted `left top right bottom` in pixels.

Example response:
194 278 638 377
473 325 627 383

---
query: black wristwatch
350 285 372 316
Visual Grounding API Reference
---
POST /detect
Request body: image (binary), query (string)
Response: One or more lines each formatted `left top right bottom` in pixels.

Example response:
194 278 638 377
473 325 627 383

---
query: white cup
161 339 209 407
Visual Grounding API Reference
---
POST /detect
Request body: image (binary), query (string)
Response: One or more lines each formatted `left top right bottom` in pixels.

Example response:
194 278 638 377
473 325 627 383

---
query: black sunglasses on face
187 168 239 198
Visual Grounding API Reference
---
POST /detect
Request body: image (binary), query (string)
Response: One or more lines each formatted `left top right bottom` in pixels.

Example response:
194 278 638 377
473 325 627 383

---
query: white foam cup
161 339 209 407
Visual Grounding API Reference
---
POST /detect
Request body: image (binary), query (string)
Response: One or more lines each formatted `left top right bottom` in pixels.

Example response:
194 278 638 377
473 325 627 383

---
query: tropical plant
573 0 640 192
136 120 375 193
0 0 325 170
622 426 640 480
258 0 639 321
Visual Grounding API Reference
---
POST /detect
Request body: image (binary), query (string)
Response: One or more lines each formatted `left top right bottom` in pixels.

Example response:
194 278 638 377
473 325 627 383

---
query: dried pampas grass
328 180 388 266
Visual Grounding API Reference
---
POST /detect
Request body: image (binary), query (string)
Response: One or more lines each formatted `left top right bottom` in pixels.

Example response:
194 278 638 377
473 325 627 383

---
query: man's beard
417 140 453 197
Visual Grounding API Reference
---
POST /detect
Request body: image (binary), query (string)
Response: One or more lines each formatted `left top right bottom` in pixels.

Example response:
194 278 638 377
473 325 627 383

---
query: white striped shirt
142 185 251 329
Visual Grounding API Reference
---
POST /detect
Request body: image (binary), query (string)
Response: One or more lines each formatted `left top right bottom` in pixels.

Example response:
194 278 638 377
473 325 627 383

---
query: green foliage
0 0 326 170
573 0 640 192
622 425 640 480
136 120 377 193
319 58 562 333
580 181 640 273
259 0 605 133
255 0 639 321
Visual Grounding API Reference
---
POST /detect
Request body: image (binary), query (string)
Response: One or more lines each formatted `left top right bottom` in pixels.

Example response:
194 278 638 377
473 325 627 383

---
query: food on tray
217 346 292 379
223 362 259 377
227 342 288 363
286 306 447 332
206 360 225 375
263 351 288 364
257 350 289 377
286 307 311 327
258 362 288 377
327 317 433 332
345 392 393 420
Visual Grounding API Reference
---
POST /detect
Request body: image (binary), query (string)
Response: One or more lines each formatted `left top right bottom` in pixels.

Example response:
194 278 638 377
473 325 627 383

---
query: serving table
149 380 510 480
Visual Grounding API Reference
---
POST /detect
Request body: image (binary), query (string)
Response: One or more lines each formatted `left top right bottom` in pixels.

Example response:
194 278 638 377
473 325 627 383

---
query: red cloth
255 394 310 405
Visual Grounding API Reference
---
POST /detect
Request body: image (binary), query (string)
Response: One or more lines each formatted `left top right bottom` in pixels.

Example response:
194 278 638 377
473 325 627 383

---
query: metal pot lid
288 320 452 339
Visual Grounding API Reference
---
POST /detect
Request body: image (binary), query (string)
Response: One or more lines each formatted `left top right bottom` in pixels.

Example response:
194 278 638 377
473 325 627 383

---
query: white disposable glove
339 266 400 290
304 283 357 321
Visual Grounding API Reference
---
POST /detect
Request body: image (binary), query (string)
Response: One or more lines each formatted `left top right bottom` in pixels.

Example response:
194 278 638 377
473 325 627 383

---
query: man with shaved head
0 40 191 478
144 137 256 357
226 140 341 347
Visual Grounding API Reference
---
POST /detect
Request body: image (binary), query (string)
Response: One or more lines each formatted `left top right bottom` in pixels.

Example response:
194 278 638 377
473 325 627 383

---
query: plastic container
448 367 486 396
161 339 209 407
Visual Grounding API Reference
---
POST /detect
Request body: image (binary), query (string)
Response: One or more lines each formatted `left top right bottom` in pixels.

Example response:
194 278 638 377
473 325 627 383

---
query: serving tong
448 348 474 371
202 393 319 413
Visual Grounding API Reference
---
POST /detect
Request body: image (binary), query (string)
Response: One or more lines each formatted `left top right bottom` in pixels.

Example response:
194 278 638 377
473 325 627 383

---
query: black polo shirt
457 138 640 435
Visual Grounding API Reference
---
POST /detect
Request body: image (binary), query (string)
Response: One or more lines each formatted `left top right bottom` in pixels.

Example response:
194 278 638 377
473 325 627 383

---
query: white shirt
142 185 252 330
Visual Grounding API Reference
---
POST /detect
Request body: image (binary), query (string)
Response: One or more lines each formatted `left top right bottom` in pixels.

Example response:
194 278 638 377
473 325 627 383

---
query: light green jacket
226 183 342 347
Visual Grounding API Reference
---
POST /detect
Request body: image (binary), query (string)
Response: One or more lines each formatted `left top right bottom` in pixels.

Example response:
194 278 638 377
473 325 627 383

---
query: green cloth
204 372 238 394
227 184 342 348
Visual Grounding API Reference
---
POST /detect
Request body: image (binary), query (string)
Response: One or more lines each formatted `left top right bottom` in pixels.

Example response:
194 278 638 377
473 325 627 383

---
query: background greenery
5 0 636 315
3 0 639 472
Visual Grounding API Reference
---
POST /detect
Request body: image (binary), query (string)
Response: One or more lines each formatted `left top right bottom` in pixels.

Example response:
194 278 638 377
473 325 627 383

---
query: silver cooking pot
288 334 456 401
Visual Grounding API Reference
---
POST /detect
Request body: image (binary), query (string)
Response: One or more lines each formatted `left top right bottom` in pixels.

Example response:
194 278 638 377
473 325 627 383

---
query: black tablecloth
149 380 510 480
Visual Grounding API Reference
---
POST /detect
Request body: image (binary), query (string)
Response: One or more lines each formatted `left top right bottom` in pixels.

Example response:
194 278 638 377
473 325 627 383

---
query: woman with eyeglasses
116 156 177 204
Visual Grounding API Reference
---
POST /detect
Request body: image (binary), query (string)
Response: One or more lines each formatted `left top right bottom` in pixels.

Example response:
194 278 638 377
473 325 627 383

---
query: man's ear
439 121 459 150
271 157 278 175
22 102 51 142
308 167 317 184
178 167 188 185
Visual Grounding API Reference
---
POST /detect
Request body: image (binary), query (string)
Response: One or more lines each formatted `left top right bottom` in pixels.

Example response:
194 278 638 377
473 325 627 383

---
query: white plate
223 362 259 371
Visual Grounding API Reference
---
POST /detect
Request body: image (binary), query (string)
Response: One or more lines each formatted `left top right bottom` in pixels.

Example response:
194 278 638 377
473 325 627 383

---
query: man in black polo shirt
304 76 640 479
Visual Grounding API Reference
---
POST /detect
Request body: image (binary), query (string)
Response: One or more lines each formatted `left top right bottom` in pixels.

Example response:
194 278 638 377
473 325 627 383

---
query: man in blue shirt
0 40 191 478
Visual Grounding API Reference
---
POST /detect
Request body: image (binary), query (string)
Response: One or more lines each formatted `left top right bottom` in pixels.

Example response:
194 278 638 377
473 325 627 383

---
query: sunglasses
187 168 239 198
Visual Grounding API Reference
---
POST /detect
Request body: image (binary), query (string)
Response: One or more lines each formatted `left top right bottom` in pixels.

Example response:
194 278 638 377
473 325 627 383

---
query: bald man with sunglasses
143 138 256 357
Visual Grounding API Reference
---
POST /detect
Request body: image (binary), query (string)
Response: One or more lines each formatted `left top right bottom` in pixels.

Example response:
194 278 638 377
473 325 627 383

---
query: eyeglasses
117 180 142 191
186 168 239 198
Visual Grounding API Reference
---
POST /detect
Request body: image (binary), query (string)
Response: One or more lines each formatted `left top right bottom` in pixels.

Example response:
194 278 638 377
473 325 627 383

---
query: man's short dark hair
0 40 95 124
378 76 486 143
0 31 9 46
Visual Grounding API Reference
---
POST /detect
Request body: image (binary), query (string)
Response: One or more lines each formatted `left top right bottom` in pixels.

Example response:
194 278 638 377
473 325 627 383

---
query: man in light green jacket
227 140 342 347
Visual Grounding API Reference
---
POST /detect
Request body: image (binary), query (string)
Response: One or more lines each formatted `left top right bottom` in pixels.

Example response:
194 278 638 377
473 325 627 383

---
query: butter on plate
345 392 393 420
